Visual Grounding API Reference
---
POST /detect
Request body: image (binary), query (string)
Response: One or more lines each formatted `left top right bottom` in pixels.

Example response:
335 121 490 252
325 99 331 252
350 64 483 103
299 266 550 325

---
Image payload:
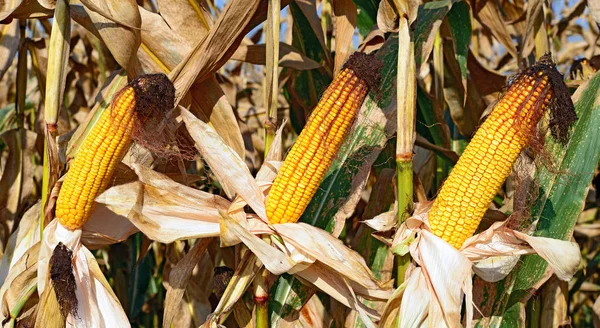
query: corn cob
55 74 174 230
266 52 381 224
428 57 569 249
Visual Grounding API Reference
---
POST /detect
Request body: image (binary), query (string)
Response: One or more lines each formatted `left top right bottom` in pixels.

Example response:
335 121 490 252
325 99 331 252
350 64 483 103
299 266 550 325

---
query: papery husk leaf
44 0 69 125
379 278 409 327
181 107 265 218
377 0 398 33
296 295 330 328
81 203 138 250
398 267 430 328
358 27 385 54
188 77 246 159
37 221 80 295
511 231 580 281
96 164 228 243
74 245 129 327
273 223 386 291
292 262 380 325
137 6 188 72
220 214 294 275
473 0 518 59
417 230 472 328
363 208 396 232
461 221 581 282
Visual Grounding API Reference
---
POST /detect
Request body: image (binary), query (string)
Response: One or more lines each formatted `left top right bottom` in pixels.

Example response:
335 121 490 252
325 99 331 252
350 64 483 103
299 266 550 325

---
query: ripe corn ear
55 74 173 230
428 70 555 249
266 53 381 224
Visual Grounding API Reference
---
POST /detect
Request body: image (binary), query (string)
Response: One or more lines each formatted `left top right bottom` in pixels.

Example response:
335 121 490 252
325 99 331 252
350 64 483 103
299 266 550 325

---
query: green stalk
263 0 280 156
256 1 280 326
8 283 37 328
395 17 416 286
254 262 269 328
40 0 70 234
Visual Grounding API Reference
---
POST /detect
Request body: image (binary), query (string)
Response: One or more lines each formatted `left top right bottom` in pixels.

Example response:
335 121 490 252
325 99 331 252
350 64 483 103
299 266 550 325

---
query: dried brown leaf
81 0 142 77
189 77 246 158
377 0 398 33
231 43 322 70
475 0 518 59
588 0 600 26
135 9 245 158
0 20 18 81
0 129 38 238
156 0 212 46
0 0 52 23
332 0 357 74
169 0 261 104
163 238 211 328
295 0 332 67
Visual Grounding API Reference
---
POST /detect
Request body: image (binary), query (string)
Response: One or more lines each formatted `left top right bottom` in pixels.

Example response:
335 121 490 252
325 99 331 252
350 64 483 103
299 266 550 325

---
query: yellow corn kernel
55 74 173 230
428 70 555 249
266 53 381 224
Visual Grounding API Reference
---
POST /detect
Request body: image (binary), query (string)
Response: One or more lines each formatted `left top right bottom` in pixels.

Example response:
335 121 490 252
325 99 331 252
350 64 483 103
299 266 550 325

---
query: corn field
0 0 599 327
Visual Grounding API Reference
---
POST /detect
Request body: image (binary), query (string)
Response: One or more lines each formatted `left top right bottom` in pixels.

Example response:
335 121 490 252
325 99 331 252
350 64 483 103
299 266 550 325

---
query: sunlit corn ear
55 74 174 230
266 52 383 224
428 54 575 249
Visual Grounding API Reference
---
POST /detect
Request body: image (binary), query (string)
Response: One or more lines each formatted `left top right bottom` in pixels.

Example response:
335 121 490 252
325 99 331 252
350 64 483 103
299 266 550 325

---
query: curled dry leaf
376 0 398 33
0 0 52 23
474 0 518 59
358 28 385 54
